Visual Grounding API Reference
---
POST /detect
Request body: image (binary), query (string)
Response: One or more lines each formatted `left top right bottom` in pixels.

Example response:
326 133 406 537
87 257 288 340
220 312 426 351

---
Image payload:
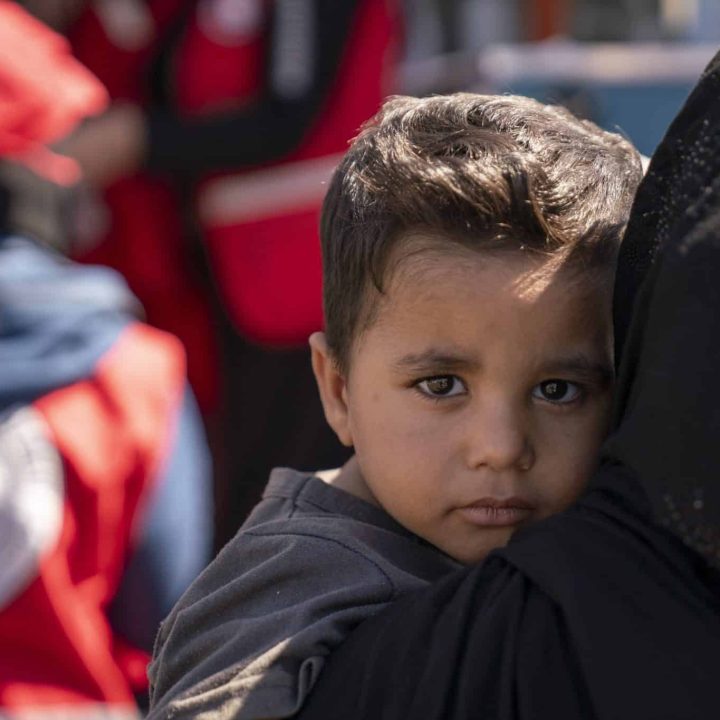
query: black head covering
605 49 720 569
613 51 720 368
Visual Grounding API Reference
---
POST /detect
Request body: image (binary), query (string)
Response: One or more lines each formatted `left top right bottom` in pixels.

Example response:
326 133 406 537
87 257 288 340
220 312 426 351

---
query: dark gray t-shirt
147 468 460 719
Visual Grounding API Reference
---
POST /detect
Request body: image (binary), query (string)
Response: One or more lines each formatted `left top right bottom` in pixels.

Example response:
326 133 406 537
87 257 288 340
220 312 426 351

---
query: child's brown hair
320 93 642 372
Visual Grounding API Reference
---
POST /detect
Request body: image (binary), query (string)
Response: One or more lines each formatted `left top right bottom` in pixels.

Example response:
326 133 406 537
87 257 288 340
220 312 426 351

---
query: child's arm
146 522 403 719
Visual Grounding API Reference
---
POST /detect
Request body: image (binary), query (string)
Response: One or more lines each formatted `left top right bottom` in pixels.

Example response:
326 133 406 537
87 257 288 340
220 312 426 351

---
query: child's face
314 238 614 564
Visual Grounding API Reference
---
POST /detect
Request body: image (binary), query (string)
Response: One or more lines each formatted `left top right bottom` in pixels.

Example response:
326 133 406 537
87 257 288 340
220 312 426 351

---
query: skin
19 0 87 30
55 103 146 187
311 236 614 565
21 0 147 187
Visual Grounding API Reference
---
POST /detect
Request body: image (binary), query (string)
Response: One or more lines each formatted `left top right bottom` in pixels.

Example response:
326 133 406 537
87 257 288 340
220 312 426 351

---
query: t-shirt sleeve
146 527 398 719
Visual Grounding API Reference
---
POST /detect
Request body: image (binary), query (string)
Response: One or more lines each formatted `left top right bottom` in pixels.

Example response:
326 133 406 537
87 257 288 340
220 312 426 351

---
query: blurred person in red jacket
43 0 403 547
0 3 212 716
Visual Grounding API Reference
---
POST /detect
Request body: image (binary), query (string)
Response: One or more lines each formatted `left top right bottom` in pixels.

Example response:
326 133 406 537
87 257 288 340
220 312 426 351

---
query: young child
147 92 642 720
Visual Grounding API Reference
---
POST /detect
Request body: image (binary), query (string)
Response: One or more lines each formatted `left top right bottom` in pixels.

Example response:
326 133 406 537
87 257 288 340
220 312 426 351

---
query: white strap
0 706 140 720
198 152 342 226
0 406 63 610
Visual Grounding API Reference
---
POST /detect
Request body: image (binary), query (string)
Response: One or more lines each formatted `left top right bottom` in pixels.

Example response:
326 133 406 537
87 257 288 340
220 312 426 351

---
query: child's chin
444 530 516 566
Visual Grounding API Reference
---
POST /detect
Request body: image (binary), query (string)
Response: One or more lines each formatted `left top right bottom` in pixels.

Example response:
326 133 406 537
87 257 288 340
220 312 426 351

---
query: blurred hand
0 160 79 252
55 103 146 187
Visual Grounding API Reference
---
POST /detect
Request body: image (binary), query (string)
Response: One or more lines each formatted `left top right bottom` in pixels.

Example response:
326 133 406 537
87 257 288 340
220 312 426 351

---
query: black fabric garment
605 50 720 566
295 52 720 720
612 48 720 368
214 334 350 547
300 472 719 720
145 0 363 175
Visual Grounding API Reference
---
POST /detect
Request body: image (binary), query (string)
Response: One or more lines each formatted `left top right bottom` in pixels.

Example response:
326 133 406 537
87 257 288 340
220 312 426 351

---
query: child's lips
456 497 534 527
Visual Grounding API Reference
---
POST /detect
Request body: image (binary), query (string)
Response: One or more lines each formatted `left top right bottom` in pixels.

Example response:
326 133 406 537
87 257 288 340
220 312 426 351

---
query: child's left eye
532 379 582 404
415 375 466 398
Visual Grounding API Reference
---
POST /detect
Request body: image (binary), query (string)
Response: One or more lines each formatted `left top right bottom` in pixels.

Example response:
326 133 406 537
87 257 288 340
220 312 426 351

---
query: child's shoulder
237 466 405 550
157 466 457 648
236 466 457 580
148 468 458 719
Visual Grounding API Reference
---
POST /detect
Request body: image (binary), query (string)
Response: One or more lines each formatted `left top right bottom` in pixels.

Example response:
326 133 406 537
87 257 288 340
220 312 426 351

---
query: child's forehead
383 230 608 296
350 229 612 362
369 235 611 335
352 243 612 377
383 231 544 292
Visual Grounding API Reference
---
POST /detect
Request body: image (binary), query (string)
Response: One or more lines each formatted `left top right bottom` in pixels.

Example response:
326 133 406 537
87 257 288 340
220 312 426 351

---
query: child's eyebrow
540 353 614 385
392 350 479 374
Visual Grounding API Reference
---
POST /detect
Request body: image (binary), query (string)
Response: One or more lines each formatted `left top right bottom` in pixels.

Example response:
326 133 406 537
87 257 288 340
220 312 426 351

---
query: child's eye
532 379 582 405
415 375 467 399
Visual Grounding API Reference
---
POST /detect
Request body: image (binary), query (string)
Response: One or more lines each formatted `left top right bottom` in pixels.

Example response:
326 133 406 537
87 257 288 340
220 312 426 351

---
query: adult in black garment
296 51 720 720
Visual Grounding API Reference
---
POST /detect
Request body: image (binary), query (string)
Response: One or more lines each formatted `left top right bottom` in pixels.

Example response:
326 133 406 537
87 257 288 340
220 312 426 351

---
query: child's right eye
415 375 467 399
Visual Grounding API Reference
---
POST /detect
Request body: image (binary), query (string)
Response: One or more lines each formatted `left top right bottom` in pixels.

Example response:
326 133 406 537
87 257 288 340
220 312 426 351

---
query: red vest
70 0 400 412
70 1 220 415
0 324 185 716
181 0 400 345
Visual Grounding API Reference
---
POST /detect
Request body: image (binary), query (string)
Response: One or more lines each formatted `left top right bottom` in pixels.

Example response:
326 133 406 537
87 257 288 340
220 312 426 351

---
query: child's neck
317 456 380 508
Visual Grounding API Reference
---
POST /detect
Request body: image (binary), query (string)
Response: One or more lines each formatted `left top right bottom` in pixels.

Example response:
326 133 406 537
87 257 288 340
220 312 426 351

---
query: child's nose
464 400 534 473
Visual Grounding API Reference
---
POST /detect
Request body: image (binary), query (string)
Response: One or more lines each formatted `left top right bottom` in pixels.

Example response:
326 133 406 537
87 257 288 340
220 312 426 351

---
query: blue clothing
0 234 212 650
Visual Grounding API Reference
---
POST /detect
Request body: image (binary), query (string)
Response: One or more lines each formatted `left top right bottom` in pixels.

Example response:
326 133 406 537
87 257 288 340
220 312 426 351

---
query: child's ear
309 332 353 447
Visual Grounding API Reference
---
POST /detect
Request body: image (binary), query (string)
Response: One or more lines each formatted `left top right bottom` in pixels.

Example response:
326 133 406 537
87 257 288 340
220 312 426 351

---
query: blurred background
0 1 718 717
404 0 719 155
